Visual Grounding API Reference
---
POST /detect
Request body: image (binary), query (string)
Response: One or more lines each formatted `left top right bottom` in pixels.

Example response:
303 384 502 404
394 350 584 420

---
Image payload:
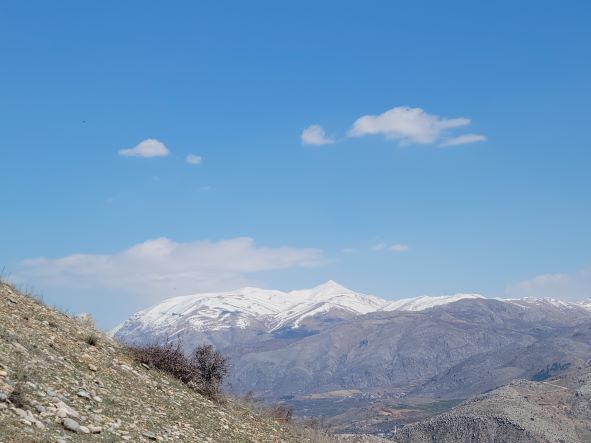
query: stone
12 342 29 355
77 390 91 400
0 370 7 377
88 425 102 433
62 417 81 432
56 401 80 418
35 404 46 413
143 431 158 440
88 364 98 372
78 425 90 434
13 408 29 419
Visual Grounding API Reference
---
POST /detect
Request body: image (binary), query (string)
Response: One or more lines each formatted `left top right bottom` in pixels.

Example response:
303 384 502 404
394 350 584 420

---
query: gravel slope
0 282 320 443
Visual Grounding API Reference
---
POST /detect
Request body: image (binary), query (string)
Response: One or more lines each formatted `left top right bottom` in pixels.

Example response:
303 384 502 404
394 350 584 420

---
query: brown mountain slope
0 282 320 443
392 364 591 443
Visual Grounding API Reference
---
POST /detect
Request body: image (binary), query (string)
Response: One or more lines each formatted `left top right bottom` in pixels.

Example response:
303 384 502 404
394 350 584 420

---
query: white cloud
17 237 325 301
441 133 487 146
341 248 355 254
372 243 409 252
186 154 202 165
119 139 170 158
506 267 591 301
301 125 335 146
348 106 484 146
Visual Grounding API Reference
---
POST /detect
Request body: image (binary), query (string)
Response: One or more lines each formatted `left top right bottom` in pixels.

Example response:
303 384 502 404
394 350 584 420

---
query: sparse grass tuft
85 333 99 346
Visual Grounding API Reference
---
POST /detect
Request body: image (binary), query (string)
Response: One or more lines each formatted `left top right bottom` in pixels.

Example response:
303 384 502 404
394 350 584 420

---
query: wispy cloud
301 125 335 146
16 238 325 301
119 139 170 158
506 267 591 301
441 133 487 146
186 154 202 165
349 107 483 146
372 243 410 252
305 107 485 148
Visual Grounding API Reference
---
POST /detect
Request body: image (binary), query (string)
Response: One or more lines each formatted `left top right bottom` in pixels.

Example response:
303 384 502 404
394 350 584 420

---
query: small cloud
441 133 487 146
119 139 170 158
372 243 409 252
301 125 335 146
151 175 161 182
341 248 355 254
348 106 483 146
186 154 202 165
388 244 409 252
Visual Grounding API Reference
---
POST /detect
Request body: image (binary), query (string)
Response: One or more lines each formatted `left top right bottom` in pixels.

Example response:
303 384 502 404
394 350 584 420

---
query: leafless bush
128 342 228 400
9 383 26 408
191 344 229 398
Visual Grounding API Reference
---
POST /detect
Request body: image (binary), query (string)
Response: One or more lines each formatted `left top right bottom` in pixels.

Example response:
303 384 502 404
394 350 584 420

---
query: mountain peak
315 280 350 292
292 280 354 299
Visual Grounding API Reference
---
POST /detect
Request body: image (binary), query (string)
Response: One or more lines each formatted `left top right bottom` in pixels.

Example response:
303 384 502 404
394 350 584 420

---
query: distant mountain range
112 280 488 339
114 281 591 430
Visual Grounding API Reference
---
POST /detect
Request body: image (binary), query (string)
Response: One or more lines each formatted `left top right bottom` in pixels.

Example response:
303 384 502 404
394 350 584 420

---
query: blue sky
1 1 591 328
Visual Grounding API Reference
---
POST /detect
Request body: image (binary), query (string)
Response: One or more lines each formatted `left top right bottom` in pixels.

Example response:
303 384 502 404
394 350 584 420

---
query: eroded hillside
393 365 591 443
0 282 313 442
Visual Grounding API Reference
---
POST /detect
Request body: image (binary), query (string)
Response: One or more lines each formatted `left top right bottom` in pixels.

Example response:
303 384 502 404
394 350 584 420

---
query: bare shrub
9 383 26 408
130 342 200 385
128 342 228 400
192 344 229 398
75 313 95 328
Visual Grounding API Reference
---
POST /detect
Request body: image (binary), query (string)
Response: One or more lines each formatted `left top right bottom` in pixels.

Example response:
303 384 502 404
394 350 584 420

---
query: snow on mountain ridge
382 293 485 312
116 281 495 337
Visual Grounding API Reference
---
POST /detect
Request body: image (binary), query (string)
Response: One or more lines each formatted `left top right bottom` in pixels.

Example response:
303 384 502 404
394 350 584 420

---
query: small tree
192 344 229 396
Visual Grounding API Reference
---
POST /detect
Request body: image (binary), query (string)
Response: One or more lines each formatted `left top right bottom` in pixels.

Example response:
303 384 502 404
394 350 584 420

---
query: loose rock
62 417 81 432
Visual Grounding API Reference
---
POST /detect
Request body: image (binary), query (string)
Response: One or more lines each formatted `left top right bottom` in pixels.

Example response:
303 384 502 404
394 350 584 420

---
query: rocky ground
0 282 343 443
392 365 591 443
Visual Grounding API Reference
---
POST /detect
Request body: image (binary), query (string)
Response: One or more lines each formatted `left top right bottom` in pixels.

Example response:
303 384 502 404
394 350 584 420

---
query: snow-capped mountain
382 293 485 312
113 281 591 405
113 281 591 343
503 296 591 312
113 280 487 341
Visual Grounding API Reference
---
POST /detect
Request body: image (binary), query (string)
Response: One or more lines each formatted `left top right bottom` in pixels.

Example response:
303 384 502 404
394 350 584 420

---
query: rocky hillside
393 365 591 443
114 282 591 406
0 282 321 442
